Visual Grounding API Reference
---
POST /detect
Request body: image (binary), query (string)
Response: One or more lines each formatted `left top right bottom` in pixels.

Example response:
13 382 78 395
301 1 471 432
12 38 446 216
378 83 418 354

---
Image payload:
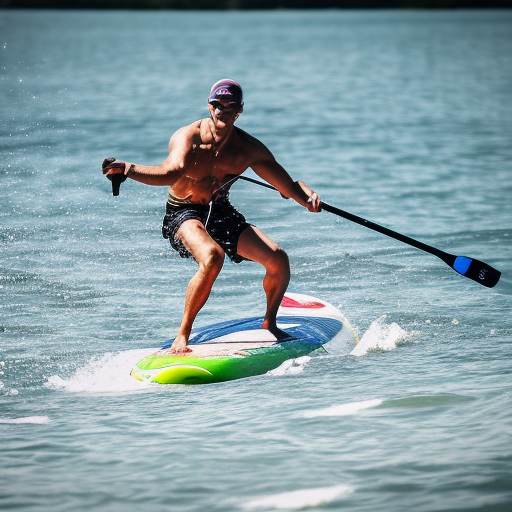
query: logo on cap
209 79 243 108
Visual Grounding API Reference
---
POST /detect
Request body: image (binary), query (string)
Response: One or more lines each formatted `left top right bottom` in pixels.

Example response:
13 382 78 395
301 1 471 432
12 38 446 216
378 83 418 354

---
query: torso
168 119 259 205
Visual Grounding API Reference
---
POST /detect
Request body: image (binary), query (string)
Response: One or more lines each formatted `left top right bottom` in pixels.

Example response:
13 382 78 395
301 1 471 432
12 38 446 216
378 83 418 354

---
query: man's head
208 79 244 116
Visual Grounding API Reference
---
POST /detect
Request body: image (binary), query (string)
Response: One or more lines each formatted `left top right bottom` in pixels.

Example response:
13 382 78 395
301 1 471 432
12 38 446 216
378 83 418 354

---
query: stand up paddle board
131 292 357 385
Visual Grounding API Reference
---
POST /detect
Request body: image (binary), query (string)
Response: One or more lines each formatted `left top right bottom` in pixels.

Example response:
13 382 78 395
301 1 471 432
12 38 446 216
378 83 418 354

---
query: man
102 79 321 354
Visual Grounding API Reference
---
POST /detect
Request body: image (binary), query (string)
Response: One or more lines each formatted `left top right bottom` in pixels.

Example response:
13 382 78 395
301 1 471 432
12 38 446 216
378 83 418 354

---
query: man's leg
236 226 290 336
171 219 225 353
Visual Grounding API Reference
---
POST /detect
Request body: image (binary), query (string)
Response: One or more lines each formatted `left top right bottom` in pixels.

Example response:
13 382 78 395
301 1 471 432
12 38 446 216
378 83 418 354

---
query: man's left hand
306 192 322 212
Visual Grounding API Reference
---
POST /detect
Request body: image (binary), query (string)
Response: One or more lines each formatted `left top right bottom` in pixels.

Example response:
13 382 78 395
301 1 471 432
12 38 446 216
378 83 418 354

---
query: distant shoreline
2 1 512 10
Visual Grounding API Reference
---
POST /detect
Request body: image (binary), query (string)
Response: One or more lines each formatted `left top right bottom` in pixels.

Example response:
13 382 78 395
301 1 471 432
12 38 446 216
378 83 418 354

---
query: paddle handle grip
108 173 125 196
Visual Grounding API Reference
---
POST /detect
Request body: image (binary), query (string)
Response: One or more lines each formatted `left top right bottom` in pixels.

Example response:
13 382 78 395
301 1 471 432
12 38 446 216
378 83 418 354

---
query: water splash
268 356 311 377
0 416 50 424
0 360 18 396
350 315 407 356
45 348 156 394
243 483 353 510
301 394 474 419
302 399 383 418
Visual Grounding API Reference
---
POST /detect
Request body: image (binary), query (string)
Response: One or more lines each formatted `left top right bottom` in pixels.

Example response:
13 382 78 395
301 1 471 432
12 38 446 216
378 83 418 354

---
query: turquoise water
1 8 512 511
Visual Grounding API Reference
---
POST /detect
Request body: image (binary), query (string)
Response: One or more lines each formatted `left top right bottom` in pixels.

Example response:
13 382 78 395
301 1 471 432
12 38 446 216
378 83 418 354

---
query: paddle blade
452 256 501 288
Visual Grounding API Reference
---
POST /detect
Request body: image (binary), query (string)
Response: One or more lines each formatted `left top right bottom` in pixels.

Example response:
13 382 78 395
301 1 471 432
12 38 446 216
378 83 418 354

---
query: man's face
208 99 242 126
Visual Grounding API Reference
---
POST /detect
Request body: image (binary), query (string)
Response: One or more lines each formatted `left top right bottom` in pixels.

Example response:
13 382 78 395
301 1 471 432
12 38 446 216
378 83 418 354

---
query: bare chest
170 144 247 203
188 136 247 178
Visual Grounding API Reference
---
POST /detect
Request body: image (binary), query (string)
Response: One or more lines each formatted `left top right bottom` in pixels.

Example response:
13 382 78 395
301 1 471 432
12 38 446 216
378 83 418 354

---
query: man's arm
250 149 321 212
102 125 193 187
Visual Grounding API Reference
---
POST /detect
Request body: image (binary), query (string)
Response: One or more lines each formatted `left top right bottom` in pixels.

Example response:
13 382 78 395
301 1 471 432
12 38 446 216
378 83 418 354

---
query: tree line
2 0 511 8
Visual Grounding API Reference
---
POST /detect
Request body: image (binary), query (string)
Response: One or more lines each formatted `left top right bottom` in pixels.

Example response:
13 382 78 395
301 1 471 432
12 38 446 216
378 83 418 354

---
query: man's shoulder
234 127 268 152
169 120 201 145
176 120 202 138
234 126 256 142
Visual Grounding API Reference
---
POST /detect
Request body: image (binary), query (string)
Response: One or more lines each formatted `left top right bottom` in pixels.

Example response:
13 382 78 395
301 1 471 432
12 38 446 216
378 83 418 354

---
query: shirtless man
102 79 321 354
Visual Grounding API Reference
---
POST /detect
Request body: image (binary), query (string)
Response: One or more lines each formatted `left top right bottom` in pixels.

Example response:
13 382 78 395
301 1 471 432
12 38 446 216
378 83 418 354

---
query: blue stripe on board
161 316 343 349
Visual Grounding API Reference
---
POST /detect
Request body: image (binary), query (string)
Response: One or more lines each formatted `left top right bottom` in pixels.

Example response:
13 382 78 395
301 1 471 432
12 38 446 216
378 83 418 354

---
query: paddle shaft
108 173 125 196
237 175 501 288
321 203 452 263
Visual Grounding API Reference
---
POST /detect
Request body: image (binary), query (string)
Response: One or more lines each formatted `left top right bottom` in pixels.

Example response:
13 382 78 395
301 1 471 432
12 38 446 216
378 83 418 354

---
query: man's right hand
102 157 126 176
102 158 128 196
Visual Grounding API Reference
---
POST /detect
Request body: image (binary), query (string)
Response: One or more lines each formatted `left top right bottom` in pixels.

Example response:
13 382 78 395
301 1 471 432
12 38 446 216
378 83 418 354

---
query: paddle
237 175 501 288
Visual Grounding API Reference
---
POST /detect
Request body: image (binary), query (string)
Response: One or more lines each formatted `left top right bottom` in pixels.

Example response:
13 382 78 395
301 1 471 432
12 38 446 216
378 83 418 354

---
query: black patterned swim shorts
162 197 250 263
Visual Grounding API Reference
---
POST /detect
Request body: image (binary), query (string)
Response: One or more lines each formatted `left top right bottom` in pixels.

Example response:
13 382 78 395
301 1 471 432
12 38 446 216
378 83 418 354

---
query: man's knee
268 247 289 273
199 245 225 275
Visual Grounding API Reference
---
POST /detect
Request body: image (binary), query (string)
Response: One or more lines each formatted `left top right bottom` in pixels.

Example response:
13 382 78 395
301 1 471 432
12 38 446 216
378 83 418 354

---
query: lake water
1 8 512 512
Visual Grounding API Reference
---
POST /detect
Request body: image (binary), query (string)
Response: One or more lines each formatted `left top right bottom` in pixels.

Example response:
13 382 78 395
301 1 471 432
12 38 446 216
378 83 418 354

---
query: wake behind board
131 292 357 385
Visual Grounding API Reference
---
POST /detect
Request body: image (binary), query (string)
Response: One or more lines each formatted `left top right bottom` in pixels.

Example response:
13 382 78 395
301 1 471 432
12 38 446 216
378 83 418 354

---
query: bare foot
170 334 192 354
266 325 293 341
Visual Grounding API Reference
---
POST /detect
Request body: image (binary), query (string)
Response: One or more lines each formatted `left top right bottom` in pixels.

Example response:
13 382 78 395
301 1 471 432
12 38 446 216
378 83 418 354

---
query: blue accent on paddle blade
453 256 472 275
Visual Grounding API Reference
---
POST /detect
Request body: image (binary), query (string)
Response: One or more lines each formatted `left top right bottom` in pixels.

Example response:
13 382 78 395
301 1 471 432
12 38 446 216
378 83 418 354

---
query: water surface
1 9 512 512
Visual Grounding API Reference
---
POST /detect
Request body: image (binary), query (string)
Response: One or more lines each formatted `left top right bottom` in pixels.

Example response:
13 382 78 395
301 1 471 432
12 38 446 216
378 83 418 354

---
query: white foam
45 348 156 394
267 356 311 376
350 315 406 356
302 399 383 418
0 416 51 424
244 484 353 510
